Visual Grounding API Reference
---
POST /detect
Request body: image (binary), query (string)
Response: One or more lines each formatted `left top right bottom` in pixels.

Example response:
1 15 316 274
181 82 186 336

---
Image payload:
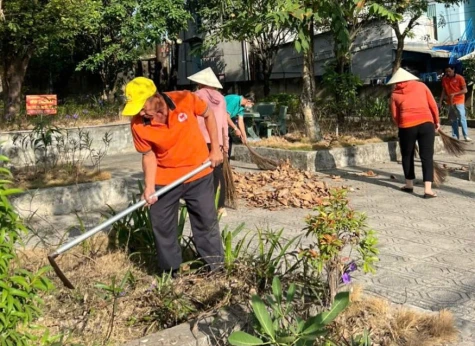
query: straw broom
438 129 467 157
222 154 237 209
244 143 279 170
414 145 448 187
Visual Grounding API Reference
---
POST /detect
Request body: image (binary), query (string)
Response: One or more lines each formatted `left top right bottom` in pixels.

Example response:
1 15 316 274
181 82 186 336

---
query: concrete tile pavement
37 128 475 344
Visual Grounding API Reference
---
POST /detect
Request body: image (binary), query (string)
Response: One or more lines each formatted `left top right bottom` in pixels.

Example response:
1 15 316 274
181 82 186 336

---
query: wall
434 1 474 43
176 16 250 86
177 40 248 86
398 13 436 44
270 21 394 82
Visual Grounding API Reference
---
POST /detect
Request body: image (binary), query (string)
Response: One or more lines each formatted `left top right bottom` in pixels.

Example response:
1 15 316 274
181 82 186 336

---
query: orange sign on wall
26 95 57 115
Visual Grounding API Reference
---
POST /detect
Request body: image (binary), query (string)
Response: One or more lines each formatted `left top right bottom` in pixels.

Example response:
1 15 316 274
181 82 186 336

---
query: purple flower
348 262 357 272
119 291 126 297
65 114 70 119
73 113 79 119
342 272 351 284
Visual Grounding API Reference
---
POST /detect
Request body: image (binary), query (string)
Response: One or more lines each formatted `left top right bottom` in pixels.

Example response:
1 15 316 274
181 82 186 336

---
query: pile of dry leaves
234 161 334 210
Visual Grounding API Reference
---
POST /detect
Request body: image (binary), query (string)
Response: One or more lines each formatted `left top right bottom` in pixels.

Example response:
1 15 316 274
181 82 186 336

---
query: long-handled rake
48 161 212 289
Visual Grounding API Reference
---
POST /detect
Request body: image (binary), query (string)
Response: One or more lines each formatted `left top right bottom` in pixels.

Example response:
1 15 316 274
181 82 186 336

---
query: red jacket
390 81 439 128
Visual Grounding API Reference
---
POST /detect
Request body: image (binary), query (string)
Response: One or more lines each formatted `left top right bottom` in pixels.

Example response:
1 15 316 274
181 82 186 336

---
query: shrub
0 154 55 345
301 189 379 305
261 93 301 117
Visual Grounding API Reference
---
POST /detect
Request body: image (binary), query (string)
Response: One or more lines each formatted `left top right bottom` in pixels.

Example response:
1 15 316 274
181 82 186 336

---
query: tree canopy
76 0 191 99
0 0 99 118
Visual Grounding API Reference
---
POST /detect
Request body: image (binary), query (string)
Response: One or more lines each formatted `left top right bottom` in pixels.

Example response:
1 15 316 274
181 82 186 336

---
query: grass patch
12 165 111 190
335 285 459 346
19 238 250 345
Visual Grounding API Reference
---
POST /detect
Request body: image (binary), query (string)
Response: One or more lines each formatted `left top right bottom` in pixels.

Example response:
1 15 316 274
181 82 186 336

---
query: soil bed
18 238 459 346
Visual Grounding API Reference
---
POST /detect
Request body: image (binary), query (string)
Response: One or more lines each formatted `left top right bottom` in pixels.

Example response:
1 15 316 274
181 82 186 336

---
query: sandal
400 186 414 193
423 193 438 199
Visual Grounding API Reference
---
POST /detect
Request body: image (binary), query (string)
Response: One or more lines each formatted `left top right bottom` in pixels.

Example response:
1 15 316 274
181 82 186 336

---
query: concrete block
123 305 249 346
11 178 128 218
233 146 314 171
470 162 475 182
123 323 209 346
233 137 444 172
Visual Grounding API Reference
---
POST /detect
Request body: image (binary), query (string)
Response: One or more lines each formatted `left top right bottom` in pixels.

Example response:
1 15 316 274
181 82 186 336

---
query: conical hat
187 67 223 89
386 68 419 85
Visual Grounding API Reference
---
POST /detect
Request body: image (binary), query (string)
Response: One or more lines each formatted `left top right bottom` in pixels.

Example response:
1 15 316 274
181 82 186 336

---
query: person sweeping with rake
188 67 236 214
388 68 440 198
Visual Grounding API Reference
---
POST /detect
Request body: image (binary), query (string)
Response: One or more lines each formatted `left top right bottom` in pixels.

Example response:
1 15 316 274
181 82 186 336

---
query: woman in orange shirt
389 68 440 198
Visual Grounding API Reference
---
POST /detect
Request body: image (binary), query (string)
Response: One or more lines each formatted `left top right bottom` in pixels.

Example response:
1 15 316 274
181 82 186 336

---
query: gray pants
150 173 224 272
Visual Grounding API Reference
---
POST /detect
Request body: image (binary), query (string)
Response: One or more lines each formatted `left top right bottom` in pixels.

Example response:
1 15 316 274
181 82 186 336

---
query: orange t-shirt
130 91 212 186
442 74 466 105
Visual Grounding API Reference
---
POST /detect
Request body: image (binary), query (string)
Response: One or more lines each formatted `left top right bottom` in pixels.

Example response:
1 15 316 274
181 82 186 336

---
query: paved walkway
31 127 475 344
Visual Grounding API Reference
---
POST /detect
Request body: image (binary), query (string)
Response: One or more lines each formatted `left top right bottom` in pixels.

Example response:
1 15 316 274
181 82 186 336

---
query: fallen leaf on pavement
234 160 338 210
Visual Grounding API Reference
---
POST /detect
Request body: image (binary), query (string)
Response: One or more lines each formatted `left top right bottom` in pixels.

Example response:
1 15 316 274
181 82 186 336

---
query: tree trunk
262 58 273 97
392 24 405 75
393 36 404 74
2 52 33 120
300 21 322 142
99 65 119 102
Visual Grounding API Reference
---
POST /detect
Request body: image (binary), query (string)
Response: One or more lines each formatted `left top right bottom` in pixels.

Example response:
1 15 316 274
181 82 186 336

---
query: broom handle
49 161 212 257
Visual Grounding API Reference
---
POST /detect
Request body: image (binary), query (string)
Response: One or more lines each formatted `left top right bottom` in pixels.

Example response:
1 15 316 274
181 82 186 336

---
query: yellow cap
122 77 157 116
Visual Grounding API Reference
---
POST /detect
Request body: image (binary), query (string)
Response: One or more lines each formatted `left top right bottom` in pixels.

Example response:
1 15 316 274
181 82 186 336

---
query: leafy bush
360 96 390 122
322 62 363 126
301 189 379 305
261 93 301 117
0 154 55 345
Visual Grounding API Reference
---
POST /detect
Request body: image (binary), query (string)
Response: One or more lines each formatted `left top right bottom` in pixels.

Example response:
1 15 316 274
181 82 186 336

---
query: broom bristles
222 155 237 209
438 129 467 157
433 161 448 187
414 146 448 187
244 143 279 170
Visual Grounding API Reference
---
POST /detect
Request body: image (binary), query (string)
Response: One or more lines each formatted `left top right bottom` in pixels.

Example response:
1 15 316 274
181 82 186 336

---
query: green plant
12 117 112 176
251 229 302 291
261 93 301 117
228 276 350 346
221 223 248 273
0 153 55 345
105 181 154 254
95 270 136 342
348 329 372 346
322 62 363 129
361 97 390 122
142 271 196 329
301 189 379 305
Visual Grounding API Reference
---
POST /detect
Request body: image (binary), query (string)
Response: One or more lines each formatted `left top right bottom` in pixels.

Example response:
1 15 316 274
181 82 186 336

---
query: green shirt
225 94 244 119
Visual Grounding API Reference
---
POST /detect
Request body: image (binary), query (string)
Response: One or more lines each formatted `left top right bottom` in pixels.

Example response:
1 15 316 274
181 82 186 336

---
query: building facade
175 9 450 91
